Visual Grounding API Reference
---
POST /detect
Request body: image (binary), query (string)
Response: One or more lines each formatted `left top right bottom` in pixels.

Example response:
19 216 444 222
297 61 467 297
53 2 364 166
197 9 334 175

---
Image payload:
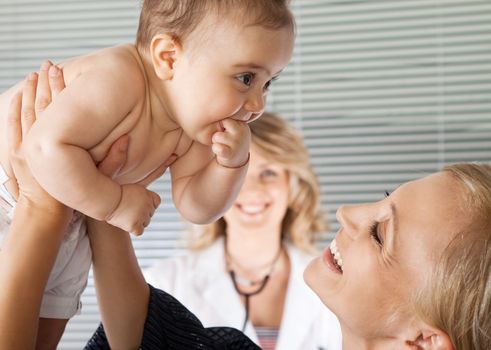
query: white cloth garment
144 238 342 350
0 165 91 319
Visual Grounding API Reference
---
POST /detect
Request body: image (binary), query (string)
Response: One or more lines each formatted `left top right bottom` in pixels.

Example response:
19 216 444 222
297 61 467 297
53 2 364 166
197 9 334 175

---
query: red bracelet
216 152 250 169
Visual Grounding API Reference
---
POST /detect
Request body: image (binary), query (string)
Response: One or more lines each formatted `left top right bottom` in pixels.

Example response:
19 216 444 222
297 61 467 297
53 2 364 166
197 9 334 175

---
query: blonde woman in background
144 112 342 350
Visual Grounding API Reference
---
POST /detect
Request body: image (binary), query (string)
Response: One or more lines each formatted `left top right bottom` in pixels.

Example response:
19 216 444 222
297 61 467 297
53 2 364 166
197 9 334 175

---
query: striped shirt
255 327 279 350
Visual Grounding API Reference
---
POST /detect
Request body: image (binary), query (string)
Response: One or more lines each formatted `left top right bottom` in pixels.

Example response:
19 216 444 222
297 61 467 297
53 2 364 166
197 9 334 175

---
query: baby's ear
405 327 454 350
150 34 181 80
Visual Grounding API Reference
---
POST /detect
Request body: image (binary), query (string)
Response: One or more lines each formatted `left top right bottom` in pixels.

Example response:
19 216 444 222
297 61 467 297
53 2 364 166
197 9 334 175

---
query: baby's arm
171 118 250 224
24 61 159 234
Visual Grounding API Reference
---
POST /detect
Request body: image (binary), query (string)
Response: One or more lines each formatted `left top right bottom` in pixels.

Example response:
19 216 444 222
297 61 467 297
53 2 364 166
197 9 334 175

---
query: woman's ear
150 34 181 81
406 327 454 350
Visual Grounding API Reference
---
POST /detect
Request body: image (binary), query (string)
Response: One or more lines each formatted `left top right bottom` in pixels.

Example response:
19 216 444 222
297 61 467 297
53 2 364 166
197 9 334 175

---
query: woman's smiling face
224 145 289 233
304 171 466 338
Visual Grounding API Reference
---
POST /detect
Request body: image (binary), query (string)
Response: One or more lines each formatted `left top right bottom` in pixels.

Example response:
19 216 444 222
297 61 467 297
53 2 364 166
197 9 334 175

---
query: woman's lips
322 245 343 275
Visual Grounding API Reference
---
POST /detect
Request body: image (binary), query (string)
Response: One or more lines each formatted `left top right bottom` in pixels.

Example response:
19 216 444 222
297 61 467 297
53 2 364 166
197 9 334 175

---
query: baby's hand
106 184 161 235
211 119 251 168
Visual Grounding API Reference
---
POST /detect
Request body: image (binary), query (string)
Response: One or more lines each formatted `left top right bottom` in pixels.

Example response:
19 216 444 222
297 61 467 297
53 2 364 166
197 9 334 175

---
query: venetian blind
0 0 490 348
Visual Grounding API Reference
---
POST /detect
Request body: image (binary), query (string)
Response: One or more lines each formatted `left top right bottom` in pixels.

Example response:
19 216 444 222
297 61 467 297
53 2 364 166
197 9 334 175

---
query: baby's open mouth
330 238 343 273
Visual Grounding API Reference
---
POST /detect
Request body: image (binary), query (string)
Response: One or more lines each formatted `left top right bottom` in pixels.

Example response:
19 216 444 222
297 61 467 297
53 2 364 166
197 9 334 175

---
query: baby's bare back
0 44 184 187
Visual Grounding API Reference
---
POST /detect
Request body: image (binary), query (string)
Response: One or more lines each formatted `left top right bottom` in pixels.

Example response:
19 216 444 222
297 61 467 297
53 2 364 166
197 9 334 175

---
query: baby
0 0 294 343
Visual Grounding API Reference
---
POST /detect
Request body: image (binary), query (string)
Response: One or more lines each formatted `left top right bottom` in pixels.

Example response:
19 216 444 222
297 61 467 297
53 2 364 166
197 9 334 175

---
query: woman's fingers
48 65 65 97
35 60 53 114
21 73 38 139
35 61 65 114
5 93 23 199
137 163 167 187
97 135 129 178
7 93 22 152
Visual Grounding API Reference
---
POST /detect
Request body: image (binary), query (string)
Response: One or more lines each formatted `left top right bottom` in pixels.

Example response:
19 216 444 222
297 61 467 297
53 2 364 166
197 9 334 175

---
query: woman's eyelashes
369 221 384 246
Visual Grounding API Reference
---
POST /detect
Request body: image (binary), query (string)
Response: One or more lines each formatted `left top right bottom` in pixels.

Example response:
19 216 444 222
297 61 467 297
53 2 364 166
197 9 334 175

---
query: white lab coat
144 238 342 350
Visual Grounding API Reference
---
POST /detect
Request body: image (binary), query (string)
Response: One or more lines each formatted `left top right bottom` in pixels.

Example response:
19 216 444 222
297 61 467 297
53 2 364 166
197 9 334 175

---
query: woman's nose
336 204 363 240
239 173 268 200
240 175 261 193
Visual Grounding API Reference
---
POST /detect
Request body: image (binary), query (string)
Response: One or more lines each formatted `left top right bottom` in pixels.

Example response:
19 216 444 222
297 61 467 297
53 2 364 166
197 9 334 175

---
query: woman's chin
304 257 329 297
304 256 342 308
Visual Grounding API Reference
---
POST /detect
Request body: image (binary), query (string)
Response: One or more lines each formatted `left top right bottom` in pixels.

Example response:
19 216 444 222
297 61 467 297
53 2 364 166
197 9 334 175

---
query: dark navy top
84 284 260 350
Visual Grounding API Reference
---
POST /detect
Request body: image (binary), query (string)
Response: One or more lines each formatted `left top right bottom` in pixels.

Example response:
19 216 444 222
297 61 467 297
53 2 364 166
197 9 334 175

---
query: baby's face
168 18 295 145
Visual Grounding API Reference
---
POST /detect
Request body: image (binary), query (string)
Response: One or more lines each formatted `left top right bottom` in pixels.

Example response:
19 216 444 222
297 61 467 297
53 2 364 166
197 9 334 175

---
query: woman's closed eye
370 191 391 247
370 221 384 246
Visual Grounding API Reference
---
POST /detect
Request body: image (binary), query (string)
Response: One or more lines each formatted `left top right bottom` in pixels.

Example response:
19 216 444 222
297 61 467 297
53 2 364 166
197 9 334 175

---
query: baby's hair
136 0 294 52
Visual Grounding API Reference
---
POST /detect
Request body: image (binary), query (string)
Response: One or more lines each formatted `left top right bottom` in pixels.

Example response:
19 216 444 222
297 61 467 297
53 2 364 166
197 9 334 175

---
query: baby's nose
232 114 253 122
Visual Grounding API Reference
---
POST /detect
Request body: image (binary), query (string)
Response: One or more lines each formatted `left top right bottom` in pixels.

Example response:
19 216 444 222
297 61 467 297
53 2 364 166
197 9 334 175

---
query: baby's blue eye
237 73 253 86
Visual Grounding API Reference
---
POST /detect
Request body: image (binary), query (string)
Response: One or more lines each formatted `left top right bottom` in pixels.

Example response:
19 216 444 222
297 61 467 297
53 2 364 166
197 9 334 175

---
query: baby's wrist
105 184 123 221
216 152 250 169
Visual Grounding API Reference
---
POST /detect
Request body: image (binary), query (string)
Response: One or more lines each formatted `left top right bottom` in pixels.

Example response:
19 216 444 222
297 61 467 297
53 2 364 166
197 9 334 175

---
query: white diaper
0 166 91 319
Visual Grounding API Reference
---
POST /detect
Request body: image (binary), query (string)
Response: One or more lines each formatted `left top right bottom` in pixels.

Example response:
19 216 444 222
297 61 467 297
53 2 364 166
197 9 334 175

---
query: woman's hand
6 65 69 215
0 62 74 350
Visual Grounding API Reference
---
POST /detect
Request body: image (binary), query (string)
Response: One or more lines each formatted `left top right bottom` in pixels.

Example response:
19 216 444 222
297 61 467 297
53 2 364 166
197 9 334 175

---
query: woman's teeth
240 205 264 214
330 239 343 272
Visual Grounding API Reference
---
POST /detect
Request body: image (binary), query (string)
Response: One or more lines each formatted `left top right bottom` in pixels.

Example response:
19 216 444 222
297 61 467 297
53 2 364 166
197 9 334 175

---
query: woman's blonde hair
415 163 491 349
190 112 327 253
